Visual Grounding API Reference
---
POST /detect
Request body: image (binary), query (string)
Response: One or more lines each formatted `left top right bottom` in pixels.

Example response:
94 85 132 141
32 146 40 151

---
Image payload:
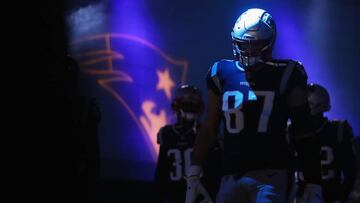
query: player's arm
153 128 167 202
192 90 222 167
185 90 220 203
185 63 221 203
339 121 356 202
285 64 313 139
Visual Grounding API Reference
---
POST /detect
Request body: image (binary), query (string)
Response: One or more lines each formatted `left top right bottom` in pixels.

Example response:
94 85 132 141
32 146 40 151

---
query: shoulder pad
210 59 234 74
343 120 354 136
334 120 354 143
157 125 172 145
220 59 235 63
330 119 342 124
207 61 224 94
293 61 306 75
266 59 303 67
209 61 220 77
279 60 299 94
265 59 292 67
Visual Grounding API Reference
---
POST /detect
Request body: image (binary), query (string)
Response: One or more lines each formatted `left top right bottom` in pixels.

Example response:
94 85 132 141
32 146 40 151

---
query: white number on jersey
223 90 275 134
167 148 193 181
320 146 335 180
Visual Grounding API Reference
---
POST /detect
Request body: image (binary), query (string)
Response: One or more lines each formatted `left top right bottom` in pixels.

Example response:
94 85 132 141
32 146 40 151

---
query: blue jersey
206 59 307 175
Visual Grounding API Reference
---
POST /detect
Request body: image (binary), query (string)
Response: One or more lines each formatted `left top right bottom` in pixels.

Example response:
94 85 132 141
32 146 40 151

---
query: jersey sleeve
206 61 222 95
157 127 165 145
153 145 168 202
286 62 313 141
284 61 308 96
154 126 168 202
339 121 356 202
338 120 354 144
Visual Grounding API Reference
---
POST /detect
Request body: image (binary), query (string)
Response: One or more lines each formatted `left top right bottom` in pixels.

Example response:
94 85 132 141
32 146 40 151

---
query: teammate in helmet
185 8 315 203
154 85 221 203
293 83 356 203
171 84 204 126
348 136 360 203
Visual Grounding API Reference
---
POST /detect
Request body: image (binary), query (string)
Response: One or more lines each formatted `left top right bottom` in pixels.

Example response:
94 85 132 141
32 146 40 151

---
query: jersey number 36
167 148 193 181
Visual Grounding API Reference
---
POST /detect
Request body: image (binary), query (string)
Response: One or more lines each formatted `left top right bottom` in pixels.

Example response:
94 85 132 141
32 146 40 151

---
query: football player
154 85 220 203
294 84 356 203
185 8 316 203
348 136 360 203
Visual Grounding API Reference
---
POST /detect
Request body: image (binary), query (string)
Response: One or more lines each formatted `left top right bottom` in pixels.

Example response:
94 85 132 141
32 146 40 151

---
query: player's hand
185 165 213 203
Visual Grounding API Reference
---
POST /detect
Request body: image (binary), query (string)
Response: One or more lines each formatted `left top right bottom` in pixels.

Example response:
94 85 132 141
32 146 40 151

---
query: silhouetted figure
66 56 101 203
154 85 221 203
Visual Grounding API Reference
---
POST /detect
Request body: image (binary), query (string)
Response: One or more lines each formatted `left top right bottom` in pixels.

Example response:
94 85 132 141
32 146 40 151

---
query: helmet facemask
171 85 204 122
232 38 274 67
176 97 202 120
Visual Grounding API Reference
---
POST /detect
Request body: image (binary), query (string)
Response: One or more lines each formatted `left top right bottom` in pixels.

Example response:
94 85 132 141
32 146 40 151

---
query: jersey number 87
222 90 275 134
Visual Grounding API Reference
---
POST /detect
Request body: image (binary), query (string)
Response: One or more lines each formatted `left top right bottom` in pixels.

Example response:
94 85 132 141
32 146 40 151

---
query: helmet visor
233 39 272 56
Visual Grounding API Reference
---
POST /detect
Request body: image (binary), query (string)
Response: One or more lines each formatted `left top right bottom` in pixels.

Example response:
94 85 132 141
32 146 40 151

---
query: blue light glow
67 0 359 182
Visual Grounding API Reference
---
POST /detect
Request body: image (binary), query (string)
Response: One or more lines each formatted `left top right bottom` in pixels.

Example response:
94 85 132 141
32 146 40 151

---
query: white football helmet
231 8 276 67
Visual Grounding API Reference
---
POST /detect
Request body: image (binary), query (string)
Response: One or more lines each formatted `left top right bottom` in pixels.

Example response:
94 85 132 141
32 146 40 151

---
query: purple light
270 3 359 134
68 0 189 180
